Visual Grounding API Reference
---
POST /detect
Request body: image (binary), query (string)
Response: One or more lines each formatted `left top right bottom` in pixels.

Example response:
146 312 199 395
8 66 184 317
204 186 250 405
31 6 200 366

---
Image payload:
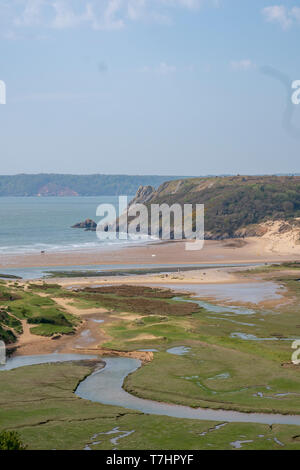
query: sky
0 0 300 176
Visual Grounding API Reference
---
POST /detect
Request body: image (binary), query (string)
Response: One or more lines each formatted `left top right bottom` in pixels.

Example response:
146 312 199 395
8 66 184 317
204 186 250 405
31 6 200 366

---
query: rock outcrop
129 185 155 206
72 219 97 231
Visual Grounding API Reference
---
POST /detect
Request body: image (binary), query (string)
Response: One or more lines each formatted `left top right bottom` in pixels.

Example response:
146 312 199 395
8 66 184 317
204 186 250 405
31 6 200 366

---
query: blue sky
0 0 300 175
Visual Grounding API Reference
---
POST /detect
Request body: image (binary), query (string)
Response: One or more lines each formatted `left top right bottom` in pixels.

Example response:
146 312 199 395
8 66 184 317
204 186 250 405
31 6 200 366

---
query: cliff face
129 185 156 205
125 175 300 240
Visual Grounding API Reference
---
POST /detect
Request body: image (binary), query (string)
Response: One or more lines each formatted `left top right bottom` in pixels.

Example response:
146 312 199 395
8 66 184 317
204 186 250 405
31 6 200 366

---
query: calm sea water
0 196 135 255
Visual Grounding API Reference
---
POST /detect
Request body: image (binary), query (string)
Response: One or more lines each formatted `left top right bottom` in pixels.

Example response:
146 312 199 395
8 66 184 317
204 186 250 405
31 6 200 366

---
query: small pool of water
173 297 255 316
160 282 283 304
166 346 191 356
138 349 158 352
230 333 299 342
207 372 231 380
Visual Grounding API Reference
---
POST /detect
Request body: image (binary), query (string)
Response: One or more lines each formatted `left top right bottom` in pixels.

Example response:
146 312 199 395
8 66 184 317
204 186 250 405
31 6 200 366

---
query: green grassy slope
1 361 300 450
139 175 300 239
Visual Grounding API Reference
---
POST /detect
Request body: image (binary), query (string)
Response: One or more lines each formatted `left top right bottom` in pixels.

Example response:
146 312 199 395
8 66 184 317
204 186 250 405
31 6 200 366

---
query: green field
0 282 79 340
0 271 300 450
1 361 300 450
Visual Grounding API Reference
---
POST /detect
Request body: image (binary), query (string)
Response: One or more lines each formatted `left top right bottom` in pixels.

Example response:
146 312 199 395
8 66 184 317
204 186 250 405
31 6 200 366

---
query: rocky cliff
125 175 300 240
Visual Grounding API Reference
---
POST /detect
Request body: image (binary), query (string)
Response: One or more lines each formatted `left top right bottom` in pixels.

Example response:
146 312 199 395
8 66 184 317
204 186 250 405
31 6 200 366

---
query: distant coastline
0 174 191 197
0 173 299 197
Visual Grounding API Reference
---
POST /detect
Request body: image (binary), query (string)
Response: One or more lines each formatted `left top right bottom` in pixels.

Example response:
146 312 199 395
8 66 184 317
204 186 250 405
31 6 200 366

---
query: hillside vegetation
130 175 300 239
0 282 79 344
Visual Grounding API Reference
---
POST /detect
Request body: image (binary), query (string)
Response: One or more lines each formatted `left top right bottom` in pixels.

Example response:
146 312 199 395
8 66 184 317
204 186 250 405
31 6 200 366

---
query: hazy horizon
1 172 300 177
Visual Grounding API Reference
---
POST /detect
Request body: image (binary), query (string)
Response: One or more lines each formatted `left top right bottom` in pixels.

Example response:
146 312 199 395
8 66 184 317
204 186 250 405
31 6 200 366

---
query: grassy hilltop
131 175 300 239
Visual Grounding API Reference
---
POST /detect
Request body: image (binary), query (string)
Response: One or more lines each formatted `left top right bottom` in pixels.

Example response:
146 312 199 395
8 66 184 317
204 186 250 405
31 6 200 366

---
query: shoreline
1 237 299 271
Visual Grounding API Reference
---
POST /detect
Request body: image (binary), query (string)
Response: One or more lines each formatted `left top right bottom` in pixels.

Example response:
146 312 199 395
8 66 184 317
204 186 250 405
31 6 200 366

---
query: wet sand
1 237 299 270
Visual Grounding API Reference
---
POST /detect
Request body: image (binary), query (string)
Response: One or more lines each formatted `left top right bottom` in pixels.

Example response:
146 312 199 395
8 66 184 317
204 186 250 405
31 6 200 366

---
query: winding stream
0 353 97 370
2 354 300 426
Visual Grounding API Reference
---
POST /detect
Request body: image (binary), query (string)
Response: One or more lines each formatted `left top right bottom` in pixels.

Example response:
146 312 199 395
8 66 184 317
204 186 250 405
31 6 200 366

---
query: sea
0 196 137 255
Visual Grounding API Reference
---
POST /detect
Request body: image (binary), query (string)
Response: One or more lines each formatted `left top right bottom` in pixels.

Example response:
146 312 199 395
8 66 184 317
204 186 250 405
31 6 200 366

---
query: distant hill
0 174 191 197
125 175 300 239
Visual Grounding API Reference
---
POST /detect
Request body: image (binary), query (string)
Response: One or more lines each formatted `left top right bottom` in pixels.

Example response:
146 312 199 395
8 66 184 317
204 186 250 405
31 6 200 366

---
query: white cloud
230 59 256 71
13 0 125 31
291 6 300 22
262 5 291 30
262 5 300 30
160 0 202 9
101 0 124 30
2 0 218 34
51 1 93 29
14 0 46 27
127 0 146 21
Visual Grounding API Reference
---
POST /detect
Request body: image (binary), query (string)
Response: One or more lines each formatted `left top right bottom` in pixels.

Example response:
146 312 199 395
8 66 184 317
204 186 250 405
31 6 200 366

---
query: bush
0 431 26 450
0 325 16 344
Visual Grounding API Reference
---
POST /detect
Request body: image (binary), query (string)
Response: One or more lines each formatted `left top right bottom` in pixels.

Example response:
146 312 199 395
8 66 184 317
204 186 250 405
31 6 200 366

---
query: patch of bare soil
52 297 108 316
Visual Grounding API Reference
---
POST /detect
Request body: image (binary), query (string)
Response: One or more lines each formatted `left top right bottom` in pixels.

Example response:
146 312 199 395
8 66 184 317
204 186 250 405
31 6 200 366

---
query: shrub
0 431 26 450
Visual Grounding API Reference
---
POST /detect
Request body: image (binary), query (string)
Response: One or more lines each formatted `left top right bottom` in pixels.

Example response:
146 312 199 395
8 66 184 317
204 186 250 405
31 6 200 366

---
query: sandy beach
53 265 245 288
1 236 300 270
